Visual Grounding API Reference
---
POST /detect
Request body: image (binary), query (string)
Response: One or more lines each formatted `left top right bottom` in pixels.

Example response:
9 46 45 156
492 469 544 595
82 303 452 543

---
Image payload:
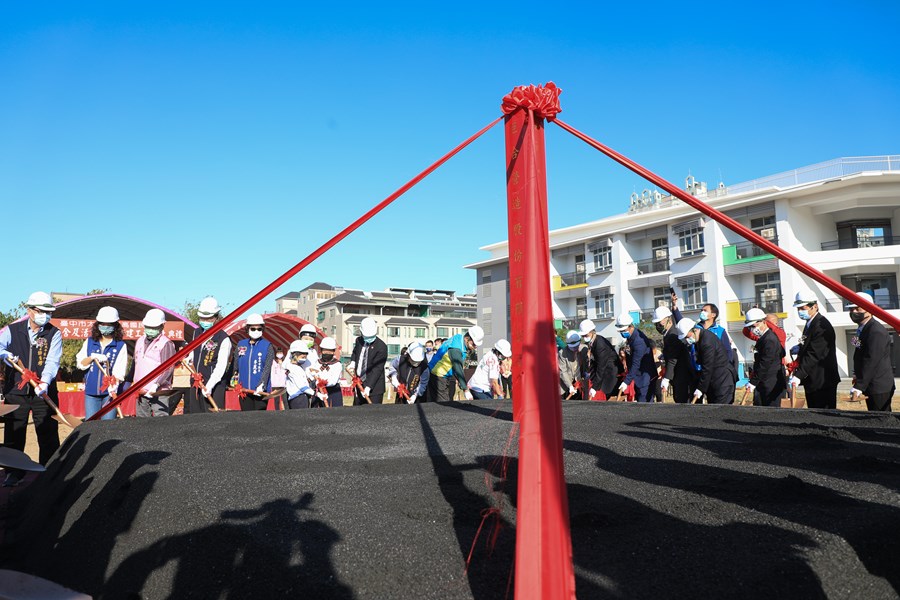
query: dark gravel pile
2 402 899 599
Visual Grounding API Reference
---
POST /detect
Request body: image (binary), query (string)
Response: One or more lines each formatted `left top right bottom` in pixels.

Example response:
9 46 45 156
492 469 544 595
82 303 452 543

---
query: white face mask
276 353 284 359
32 312 50 326
249 330 263 340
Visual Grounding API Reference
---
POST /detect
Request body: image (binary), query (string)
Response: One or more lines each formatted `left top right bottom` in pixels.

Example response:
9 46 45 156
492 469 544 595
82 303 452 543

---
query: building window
387 326 401 337
331 326 336 335
481 269 492 284
753 272 782 313
437 327 449 337
653 286 670 309
751 215 776 242
678 226 705 256
415 327 426 337
682 280 708 310
593 294 614 319
352 326 361 336
592 246 612 271
387 344 401 356
575 296 587 319
317 311 325 322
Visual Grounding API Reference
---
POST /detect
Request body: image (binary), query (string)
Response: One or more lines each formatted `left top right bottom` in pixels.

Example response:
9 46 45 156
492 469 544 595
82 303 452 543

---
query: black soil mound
3 402 899 599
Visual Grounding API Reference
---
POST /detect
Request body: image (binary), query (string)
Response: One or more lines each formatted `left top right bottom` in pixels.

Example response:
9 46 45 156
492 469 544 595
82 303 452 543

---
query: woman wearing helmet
466 339 511 400
391 342 429 404
308 337 344 407
76 306 128 420
231 313 274 411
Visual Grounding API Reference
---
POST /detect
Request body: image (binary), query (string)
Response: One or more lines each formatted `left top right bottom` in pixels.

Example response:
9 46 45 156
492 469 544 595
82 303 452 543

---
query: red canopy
223 313 335 355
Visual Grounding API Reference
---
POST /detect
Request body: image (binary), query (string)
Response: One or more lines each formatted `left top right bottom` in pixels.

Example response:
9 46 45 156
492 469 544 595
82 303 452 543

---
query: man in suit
579 319 617 400
653 306 692 404
347 317 388 405
789 289 840 409
847 292 895 412
615 313 656 403
676 318 735 404
743 308 787 407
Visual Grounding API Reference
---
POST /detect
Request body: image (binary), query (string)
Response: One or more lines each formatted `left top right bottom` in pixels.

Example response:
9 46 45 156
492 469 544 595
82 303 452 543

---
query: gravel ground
2 401 899 599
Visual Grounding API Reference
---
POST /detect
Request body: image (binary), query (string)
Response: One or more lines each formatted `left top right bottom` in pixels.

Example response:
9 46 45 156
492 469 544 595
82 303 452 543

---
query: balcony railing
552 271 587 291
635 257 670 275
587 308 615 321
739 297 784 315
820 236 900 251
822 294 900 311
724 237 778 260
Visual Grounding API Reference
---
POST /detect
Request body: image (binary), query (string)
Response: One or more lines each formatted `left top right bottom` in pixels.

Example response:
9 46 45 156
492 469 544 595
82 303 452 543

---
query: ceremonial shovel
181 360 221 412
94 360 125 418
9 359 78 428
739 387 751 406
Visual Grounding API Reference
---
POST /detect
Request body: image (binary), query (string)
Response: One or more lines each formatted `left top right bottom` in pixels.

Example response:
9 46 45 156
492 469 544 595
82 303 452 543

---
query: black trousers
706 380 736 405
3 391 60 466
239 394 269 411
426 375 456 402
353 390 383 405
805 385 837 410
865 387 894 412
753 385 786 408
186 382 226 413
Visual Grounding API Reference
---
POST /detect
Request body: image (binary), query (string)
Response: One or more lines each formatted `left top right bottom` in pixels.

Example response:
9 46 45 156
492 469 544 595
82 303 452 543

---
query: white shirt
283 359 313 399
76 338 129 381
467 352 500 394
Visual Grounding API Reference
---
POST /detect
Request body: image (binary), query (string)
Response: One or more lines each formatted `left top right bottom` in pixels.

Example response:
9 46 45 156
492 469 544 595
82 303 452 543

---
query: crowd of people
0 285 894 487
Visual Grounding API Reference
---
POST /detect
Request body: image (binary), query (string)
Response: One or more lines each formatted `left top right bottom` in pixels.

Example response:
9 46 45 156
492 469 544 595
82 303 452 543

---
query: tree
182 299 201 325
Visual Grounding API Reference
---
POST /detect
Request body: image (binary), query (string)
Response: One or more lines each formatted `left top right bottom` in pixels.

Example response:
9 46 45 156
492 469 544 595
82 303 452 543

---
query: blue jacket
84 338 125 396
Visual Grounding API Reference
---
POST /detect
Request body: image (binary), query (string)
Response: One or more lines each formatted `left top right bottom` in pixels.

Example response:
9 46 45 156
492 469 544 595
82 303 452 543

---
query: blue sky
2 2 898 316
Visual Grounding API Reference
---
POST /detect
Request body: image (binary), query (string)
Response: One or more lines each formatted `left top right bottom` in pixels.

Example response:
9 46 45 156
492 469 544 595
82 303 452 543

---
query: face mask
363 335 376 344
199 320 215 331
144 327 161 339
249 330 263 340
751 326 764 338
276 353 284 359
32 313 50 327
99 325 115 336
621 330 631 339
798 309 810 321
321 352 335 362
291 354 307 364
849 312 865 324
426 347 433 352
567 342 580 350
683 336 696 346
655 323 666 335
699 311 709 322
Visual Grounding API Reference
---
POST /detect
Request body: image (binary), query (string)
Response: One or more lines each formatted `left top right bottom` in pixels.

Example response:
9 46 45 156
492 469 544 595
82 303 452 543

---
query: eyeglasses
249 327 263 332
29 307 51 315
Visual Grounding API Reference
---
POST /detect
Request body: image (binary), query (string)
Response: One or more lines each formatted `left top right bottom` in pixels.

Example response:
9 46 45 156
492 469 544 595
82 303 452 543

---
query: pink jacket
134 334 176 391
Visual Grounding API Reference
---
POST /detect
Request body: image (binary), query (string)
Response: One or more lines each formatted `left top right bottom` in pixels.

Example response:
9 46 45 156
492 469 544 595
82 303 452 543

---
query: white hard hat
142 308 166 327
792 289 817 308
578 319 595 336
651 306 672 323
614 312 634 331
300 323 318 336
197 297 221 318
246 313 265 326
25 291 55 312
409 346 425 363
493 338 512 357
675 318 696 340
744 308 766 327
467 325 484 347
319 337 337 350
845 291 874 310
360 317 377 337
566 330 581 345
289 340 309 354
96 306 120 323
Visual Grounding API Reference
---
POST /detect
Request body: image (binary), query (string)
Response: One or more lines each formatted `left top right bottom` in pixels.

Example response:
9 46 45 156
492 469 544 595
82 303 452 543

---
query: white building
467 156 900 378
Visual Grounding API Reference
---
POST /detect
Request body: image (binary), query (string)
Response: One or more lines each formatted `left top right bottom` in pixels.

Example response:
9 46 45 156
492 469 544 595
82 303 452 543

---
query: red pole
553 118 900 332
503 84 576 600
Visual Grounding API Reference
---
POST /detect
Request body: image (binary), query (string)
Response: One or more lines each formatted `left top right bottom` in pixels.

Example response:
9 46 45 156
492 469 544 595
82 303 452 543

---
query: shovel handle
8 359 76 428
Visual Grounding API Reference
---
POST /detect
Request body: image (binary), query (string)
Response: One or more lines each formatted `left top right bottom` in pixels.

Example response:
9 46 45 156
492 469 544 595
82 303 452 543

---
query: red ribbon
396 383 409 401
191 372 205 389
501 82 562 120
101 375 118 393
233 383 249 399
316 378 328 395
351 376 364 393
17 369 41 390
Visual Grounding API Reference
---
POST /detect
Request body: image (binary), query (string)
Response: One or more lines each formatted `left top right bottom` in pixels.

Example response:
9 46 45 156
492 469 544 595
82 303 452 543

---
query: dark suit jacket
794 313 840 392
750 328 786 397
587 334 618 396
695 328 732 396
623 329 655 388
350 337 388 395
662 328 692 385
854 319 894 395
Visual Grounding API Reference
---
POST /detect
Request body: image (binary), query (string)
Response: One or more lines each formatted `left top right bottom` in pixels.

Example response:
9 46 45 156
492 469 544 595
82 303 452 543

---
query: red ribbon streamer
101 375 117 393
233 383 249 399
316 378 328 395
501 82 562 120
191 372 205 389
351 376 364 393
396 383 409 401
17 369 40 390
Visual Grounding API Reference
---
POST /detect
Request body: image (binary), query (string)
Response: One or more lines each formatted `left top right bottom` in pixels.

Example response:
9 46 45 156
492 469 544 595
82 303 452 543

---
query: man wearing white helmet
614 312 656 403
676 317 735 404
133 308 176 417
743 308 786 407
283 340 315 408
790 288 839 409
558 331 586 399
184 297 233 414
390 342 430 403
347 317 387 404
847 292 894 412
579 318 617 400
76 306 128 420
427 325 483 402
467 339 510 400
308 336 344 407
232 313 275 411
652 306 692 404
0 291 63 483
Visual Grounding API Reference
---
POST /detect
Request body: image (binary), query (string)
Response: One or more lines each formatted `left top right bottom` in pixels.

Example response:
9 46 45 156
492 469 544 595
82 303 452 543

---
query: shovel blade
0 404 20 418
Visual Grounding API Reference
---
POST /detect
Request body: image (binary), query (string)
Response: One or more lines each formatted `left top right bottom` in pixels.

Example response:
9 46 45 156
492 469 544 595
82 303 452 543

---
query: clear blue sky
2 2 898 317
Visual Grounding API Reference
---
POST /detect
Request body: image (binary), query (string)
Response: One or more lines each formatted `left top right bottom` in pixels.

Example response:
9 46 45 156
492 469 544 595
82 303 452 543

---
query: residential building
316 288 477 360
467 156 900 377
275 282 344 323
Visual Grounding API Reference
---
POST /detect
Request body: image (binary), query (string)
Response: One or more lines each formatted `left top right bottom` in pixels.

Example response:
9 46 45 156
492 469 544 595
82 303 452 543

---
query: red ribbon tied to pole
233 383 249 399
316 378 328 395
17 369 41 390
501 82 562 120
351 376 364 393
101 375 118 393
191 372 205 389
396 383 409 401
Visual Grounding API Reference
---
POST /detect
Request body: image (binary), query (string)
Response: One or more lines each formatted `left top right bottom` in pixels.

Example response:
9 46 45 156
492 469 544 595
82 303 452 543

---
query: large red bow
501 82 562 120
191 372 205 389
351 376 364 392
101 375 118 393
316 378 328 395
233 383 249 399
396 383 410 401
17 369 40 390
